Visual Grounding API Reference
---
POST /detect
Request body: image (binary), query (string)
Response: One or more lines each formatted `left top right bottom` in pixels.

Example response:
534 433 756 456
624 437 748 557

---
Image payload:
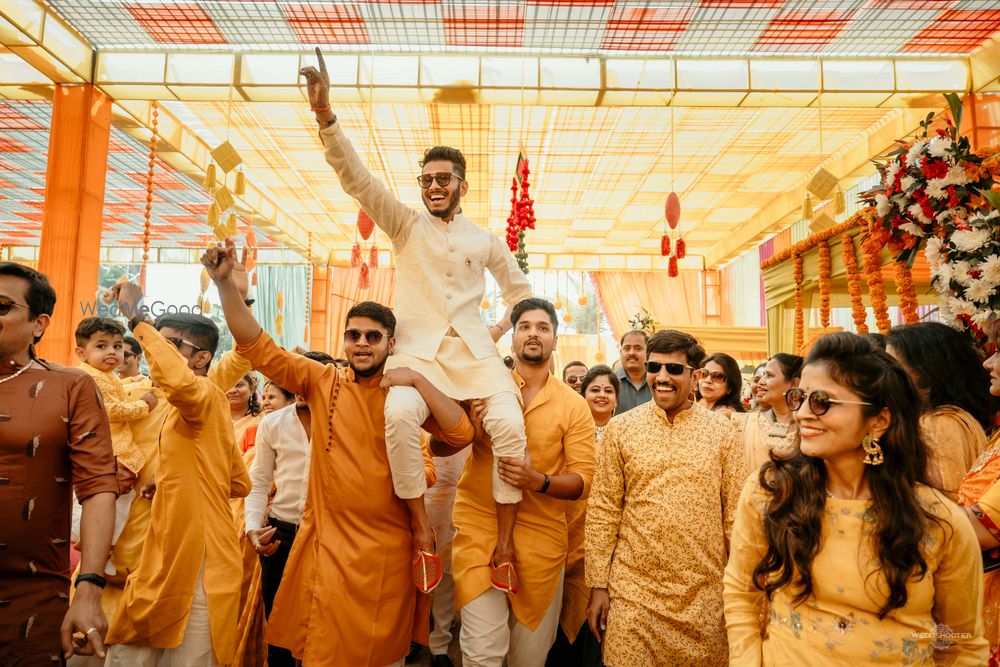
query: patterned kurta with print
585 401 746 666
0 359 118 663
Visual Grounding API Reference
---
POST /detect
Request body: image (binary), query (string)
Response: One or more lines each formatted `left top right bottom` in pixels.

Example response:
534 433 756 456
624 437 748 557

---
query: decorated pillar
964 93 1000 151
36 85 112 364
310 265 331 354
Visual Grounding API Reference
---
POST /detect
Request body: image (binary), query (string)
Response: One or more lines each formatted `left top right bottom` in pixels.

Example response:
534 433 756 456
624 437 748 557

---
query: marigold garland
842 233 869 334
861 229 892 334
894 261 919 324
818 240 832 328
793 253 805 352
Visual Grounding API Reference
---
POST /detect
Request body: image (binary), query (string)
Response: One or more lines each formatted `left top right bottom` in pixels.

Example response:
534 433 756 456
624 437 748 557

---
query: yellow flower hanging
276 290 285 310
562 311 573 323
234 170 246 196
275 313 284 337
480 298 490 310
577 295 588 306
203 163 217 190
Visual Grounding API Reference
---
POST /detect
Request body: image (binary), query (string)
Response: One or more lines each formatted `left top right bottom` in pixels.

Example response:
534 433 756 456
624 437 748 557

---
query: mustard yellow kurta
235 330 472 667
920 405 988 502
733 409 797 475
75 356 253 622
560 424 604 643
585 402 746 666
78 361 148 475
453 372 596 630
106 323 252 665
724 476 988 665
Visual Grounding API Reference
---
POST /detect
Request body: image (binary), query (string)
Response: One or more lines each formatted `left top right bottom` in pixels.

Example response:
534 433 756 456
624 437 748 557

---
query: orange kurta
236 330 472 666
453 372 596 630
106 324 252 664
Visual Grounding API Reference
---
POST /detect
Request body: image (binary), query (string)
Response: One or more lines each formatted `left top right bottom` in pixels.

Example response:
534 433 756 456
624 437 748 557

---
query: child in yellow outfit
72 316 158 575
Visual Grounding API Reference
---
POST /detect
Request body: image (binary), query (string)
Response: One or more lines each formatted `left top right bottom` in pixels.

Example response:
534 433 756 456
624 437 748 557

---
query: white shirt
321 123 533 362
245 404 310 530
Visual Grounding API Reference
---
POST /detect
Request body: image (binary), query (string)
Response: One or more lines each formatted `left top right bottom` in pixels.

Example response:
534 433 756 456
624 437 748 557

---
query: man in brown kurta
0 262 118 664
204 240 475 666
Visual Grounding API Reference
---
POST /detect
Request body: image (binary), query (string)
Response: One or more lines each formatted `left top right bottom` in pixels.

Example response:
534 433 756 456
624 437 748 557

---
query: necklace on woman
0 360 34 386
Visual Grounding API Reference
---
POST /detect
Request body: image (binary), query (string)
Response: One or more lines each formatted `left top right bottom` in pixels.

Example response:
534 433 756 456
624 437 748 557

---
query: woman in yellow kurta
885 323 993 500
734 354 802 473
550 364 618 666
105 307 252 665
724 333 987 665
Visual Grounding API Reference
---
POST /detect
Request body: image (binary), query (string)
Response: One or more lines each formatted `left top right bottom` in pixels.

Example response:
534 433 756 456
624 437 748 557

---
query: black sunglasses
344 329 385 344
645 361 696 376
700 370 726 383
165 336 203 352
417 173 463 189
0 296 30 317
123 351 136 360
785 387 873 416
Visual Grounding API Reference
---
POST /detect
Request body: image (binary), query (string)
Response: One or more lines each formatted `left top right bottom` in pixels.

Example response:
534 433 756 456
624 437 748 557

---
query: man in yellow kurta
442 298 595 667
104 283 251 667
585 329 746 667
69 349 251 659
203 239 474 667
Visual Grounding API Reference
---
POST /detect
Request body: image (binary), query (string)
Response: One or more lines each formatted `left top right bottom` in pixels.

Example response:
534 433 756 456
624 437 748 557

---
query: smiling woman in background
697 352 746 417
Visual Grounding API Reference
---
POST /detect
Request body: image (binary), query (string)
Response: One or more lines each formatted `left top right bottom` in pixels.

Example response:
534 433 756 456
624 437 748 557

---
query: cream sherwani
320 122 533 502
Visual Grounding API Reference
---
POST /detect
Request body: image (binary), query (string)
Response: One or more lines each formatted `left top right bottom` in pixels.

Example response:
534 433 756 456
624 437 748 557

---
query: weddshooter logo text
80 300 203 318
912 624 972 651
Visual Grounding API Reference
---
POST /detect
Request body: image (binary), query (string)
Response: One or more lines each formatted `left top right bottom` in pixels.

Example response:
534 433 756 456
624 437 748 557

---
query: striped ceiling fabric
46 0 1000 56
0 101 280 250
161 99 895 260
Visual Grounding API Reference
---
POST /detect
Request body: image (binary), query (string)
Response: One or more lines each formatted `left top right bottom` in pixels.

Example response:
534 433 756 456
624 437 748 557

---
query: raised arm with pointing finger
301 48 532 595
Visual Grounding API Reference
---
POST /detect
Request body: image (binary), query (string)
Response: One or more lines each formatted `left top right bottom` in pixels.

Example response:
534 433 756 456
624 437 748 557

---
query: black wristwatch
128 314 153 331
538 473 551 494
75 572 107 589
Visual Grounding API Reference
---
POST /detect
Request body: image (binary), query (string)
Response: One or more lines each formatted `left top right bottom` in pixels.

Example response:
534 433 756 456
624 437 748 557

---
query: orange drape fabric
322 267 396 358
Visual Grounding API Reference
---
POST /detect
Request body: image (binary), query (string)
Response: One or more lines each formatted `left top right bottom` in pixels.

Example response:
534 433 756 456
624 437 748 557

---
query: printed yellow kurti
965 432 1000 661
453 372 595 630
235 330 472 666
560 424 604 643
921 406 987 502
585 402 746 666
733 409 797 475
724 477 988 665
106 323 252 664
78 361 148 474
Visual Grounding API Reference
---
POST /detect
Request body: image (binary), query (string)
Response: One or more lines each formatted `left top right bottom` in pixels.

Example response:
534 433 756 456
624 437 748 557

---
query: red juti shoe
412 547 443 593
489 559 520 595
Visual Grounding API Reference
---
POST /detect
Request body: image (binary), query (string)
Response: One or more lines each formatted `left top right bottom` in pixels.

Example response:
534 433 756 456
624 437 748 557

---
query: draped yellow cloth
592 271 767 364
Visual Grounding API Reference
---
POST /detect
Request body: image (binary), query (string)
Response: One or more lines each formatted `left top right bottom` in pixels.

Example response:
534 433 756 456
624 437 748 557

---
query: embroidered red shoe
412 548 443 593
489 559 520 595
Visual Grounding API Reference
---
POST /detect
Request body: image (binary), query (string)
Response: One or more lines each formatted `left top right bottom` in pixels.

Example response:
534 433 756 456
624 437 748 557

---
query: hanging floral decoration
793 253 805 352
505 152 535 274
841 232 869 333
141 101 159 287
861 224 892 334
668 256 679 278
675 237 686 260
350 242 362 269
894 261 919 325
661 192 685 274
818 240 832 328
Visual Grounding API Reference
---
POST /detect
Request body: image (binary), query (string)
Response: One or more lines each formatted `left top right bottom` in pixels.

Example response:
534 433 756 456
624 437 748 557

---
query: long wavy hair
752 332 940 618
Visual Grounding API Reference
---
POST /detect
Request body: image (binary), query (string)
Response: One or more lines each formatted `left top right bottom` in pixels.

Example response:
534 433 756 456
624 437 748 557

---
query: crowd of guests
5 253 1000 666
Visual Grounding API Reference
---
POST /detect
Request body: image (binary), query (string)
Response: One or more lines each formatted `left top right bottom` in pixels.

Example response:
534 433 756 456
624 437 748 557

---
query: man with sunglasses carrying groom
584 329 746 667
301 48 534 597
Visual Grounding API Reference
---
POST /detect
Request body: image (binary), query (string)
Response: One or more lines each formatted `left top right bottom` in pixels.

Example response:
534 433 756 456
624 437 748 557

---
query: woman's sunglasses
785 387 872 416
700 371 726 383
344 329 385 344
645 361 696 375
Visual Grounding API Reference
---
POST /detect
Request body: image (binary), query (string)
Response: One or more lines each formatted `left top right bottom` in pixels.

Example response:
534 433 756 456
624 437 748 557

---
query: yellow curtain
592 270 704 339
324 267 396 358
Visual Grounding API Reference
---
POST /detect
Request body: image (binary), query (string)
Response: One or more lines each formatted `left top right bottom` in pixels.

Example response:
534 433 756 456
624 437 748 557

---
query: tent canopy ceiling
0 1 999 266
